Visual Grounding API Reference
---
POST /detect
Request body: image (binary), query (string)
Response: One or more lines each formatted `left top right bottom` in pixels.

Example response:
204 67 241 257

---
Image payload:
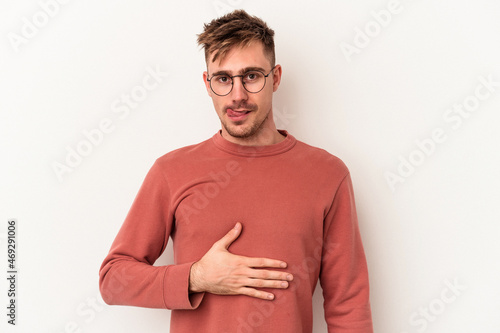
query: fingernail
281 282 288 288
280 262 287 268
287 274 293 281
267 294 274 300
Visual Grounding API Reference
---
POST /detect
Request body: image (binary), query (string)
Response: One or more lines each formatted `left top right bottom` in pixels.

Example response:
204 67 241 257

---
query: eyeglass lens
210 71 267 96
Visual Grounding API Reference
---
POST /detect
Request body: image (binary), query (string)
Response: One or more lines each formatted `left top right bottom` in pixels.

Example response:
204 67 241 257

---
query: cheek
258 92 273 109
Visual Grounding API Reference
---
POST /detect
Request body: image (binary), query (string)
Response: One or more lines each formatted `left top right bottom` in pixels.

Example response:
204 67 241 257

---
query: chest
169 158 333 262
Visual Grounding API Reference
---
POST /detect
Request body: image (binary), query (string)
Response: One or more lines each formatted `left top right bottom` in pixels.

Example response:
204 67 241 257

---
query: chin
225 127 254 138
220 113 268 140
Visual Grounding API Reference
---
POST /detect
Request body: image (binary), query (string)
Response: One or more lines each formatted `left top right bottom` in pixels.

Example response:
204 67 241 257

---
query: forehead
207 41 271 74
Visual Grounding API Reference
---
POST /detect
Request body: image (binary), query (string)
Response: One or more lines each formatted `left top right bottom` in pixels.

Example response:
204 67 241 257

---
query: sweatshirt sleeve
99 161 204 310
320 172 373 332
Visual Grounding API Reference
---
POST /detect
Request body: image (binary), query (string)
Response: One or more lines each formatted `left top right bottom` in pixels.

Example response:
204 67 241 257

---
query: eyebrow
211 66 267 76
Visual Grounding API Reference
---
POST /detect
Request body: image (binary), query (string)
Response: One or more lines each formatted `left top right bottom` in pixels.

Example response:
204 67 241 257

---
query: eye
219 75 232 84
244 72 260 82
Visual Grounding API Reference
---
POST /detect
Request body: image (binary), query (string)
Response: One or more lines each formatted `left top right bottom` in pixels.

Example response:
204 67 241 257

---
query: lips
226 108 251 121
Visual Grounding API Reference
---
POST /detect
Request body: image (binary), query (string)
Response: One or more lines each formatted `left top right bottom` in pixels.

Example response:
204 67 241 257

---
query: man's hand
189 222 293 300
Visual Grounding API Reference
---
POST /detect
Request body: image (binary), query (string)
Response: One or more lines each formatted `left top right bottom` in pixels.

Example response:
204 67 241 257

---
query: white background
1 0 500 332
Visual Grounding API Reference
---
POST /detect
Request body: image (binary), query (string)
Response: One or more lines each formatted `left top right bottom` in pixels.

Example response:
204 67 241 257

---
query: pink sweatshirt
99 131 373 332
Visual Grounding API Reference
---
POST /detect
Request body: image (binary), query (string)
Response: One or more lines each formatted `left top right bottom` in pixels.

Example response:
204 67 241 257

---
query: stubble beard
221 106 271 139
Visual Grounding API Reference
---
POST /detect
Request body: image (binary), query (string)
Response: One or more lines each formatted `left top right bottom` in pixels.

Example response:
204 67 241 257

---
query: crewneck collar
211 129 296 157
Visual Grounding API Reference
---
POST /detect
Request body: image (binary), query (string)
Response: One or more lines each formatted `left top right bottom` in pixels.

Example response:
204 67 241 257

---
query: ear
203 71 212 97
272 65 282 92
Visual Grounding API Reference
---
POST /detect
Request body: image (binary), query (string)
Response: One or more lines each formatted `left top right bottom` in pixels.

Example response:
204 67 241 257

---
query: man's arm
320 172 373 332
99 162 292 310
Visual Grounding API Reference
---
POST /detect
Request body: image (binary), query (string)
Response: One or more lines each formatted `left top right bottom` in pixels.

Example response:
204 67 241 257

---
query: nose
231 77 248 101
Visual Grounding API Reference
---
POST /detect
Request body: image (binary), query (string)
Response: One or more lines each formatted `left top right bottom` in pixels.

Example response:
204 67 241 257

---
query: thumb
215 222 242 250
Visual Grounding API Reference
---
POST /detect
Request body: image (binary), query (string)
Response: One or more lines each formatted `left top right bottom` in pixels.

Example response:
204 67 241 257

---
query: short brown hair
197 10 275 67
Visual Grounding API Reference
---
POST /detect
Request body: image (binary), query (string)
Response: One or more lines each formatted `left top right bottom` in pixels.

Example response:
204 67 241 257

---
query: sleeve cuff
162 262 205 310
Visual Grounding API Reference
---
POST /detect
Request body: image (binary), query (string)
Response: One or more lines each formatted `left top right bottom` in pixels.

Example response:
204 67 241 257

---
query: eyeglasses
206 66 276 96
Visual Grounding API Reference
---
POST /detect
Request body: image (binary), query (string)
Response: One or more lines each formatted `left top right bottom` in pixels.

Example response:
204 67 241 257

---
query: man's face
203 42 281 143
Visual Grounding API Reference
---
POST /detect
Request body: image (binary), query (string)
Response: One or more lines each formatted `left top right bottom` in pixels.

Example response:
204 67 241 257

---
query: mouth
226 108 252 121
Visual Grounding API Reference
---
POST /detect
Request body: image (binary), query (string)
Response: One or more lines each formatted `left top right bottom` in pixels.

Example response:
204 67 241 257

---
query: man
99 10 373 333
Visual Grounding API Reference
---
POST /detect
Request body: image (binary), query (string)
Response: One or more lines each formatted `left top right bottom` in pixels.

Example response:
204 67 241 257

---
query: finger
242 277 290 289
238 287 276 301
243 256 288 269
214 222 242 250
246 269 294 282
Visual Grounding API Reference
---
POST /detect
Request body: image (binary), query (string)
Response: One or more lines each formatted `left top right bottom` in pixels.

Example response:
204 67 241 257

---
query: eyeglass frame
206 65 277 96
